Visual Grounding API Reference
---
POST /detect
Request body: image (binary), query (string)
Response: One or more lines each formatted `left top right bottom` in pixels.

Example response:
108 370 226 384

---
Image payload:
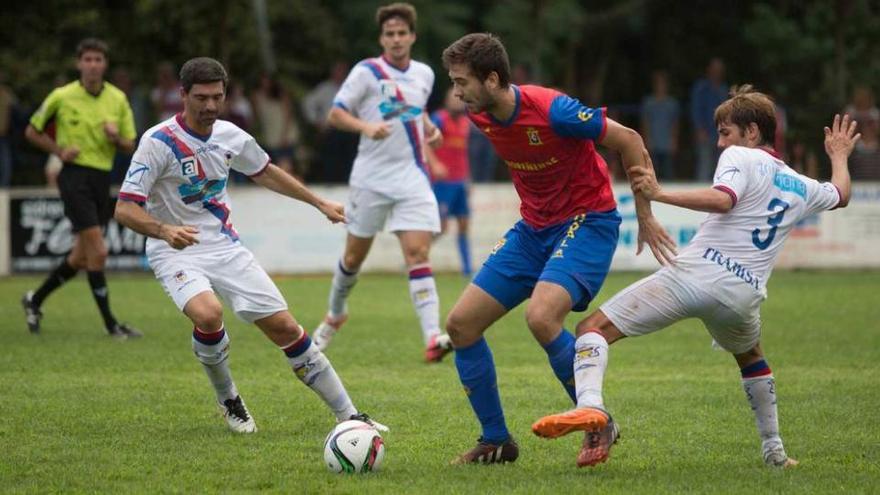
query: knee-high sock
283 330 357 421
573 332 609 410
543 329 577 403
455 338 509 443
32 259 78 307
457 233 472 276
87 271 117 329
328 260 358 318
192 326 238 403
408 264 441 344
741 360 784 454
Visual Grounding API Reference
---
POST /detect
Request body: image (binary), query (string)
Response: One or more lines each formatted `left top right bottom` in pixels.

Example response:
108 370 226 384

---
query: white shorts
346 185 440 238
149 244 288 323
600 267 762 354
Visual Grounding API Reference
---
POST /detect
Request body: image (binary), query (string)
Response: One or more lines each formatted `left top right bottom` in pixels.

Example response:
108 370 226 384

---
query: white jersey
119 114 269 259
332 56 434 197
674 146 841 308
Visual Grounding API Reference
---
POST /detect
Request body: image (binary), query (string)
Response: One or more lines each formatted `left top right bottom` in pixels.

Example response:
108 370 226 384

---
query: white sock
407 264 441 345
192 327 239 403
283 332 357 421
328 260 358 318
573 332 609 410
742 374 784 454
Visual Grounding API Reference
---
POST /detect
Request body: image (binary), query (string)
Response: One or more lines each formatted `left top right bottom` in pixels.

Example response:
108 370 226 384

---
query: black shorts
57 163 112 232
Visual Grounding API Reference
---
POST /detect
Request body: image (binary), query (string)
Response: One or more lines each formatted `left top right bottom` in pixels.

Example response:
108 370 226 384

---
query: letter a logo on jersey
181 157 197 177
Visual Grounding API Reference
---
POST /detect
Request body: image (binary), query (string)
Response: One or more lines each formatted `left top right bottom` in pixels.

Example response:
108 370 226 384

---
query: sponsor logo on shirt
577 109 594 122
773 171 806 199
715 167 740 182
702 247 761 291
505 156 559 171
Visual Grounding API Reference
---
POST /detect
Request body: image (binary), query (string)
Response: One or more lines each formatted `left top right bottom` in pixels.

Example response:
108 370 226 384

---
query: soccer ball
323 420 385 473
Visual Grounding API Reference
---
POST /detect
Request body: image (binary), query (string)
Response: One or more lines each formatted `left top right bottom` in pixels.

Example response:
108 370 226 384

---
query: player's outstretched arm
630 162 734 214
824 113 860 208
601 120 677 265
250 163 345 223
114 200 199 250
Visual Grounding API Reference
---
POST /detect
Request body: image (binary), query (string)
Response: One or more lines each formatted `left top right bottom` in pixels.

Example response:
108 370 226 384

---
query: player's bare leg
185 291 254 433
398 230 452 362
525 282 579 400
314 234 373 351
734 344 797 468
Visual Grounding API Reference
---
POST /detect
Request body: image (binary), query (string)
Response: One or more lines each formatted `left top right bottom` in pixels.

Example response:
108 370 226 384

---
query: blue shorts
473 210 621 312
433 181 470 218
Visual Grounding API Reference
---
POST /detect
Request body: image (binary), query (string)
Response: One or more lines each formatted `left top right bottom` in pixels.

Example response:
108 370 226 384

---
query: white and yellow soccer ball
323 420 385 473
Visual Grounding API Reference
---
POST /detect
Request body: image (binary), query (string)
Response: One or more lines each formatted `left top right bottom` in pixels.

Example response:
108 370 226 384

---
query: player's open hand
160 224 199 250
425 125 443 148
318 199 346 224
824 113 861 161
363 122 392 140
637 215 677 266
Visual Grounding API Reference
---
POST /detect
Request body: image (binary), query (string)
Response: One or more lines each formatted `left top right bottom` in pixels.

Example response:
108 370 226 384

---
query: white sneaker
219 396 257 433
313 313 347 351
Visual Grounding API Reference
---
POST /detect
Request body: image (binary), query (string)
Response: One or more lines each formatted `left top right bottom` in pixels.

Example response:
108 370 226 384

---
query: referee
22 38 141 338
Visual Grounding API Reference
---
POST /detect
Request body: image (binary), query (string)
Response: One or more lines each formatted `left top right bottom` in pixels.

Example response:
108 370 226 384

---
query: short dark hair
76 38 109 58
376 2 417 32
179 57 228 92
442 33 511 89
714 85 777 145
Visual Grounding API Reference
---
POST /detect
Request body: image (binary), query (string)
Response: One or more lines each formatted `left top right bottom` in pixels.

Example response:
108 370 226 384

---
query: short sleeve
119 95 137 140
548 94 606 141
712 147 751 207
332 65 370 114
231 134 270 176
119 137 168 203
804 178 843 215
430 111 443 131
29 88 62 132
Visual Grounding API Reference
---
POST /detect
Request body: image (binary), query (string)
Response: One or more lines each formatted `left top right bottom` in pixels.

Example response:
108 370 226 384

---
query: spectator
302 62 357 183
110 67 149 184
222 81 253 131
641 70 680 180
252 74 300 178
844 84 879 125
150 61 183 121
0 70 16 187
690 57 728 181
850 112 880 180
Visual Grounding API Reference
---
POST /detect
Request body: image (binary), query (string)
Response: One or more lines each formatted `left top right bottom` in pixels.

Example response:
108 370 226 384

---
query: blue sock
455 338 509 444
543 329 577 403
457 233 472 276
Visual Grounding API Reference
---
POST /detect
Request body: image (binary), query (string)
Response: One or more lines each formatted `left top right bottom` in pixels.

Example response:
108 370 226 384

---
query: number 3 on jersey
752 198 790 250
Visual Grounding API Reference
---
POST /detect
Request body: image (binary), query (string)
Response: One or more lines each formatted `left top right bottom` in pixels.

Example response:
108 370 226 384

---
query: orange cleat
531 407 609 439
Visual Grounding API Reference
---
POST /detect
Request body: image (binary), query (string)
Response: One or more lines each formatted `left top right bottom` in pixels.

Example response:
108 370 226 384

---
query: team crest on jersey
577 109 594 122
526 127 543 146
224 151 233 168
181 156 198 177
174 270 187 283
380 80 399 99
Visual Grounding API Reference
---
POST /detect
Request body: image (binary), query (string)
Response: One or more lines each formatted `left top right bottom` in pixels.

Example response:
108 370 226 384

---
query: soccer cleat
108 322 143 339
21 291 42 334
451 436 519 465
531 407 609 439
349 412 389 432
425 333 453 363
764 448 798 468
313 313 347 351
219 396 257 433
577 417 620 468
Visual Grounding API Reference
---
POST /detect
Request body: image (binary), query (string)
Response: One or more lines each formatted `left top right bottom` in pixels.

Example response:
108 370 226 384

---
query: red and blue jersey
468 85 616 228
430 109 470 182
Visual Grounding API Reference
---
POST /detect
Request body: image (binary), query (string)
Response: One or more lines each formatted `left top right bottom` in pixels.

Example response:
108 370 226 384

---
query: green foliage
1 271 878 492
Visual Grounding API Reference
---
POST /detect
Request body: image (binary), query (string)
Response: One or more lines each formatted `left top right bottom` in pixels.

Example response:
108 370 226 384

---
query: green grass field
1 271 878 494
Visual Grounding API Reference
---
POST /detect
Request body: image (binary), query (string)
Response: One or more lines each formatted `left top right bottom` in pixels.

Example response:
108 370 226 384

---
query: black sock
32 259 79 307
87 271 118 329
